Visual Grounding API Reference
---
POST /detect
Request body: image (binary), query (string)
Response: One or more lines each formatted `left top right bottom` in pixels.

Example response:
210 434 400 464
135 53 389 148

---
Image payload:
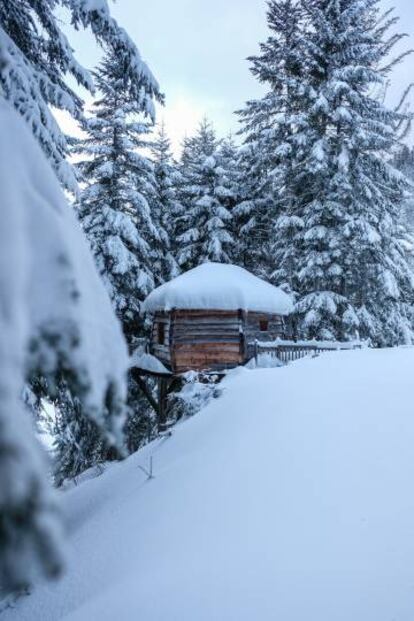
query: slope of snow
6 347 414 621
141 262 293 315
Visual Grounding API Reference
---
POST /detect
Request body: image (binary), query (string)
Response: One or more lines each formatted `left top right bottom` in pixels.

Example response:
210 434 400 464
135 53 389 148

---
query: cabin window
259 319 269 332
158 322 165 345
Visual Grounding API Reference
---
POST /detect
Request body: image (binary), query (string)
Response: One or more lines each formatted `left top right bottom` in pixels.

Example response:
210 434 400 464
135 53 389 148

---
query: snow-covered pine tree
232 142 267 273
177 119 234 270
124 374 157 455
0 101 128 593
289 0 414 345
53 383 111 487
242 0 414 345
150 122 181 284
236 0 308 280
394 145 414 178
76 50 159 347
393 145 414 232
72 50 160 468
216 135 241 264
0 0 162 192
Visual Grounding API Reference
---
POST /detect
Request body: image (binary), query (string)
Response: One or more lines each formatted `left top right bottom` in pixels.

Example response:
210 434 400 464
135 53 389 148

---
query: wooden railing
250 339 363 365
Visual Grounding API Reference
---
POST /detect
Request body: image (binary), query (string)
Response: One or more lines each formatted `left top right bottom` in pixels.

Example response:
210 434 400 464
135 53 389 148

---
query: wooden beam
158 377 168 433
131 369 159 416
130 369 175 433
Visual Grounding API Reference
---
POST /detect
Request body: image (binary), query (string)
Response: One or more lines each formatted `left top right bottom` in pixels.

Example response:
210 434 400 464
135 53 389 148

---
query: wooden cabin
141 263 293 374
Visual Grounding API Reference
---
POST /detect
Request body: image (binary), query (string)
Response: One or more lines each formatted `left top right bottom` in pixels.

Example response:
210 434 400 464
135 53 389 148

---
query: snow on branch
0 101 129 590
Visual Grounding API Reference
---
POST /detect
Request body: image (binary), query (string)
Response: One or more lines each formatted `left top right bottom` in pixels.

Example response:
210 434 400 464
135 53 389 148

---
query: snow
6 346 414 620
253 338 363 349
245 352 284 369
0 101 128 589
0 99 129 429
130 351 171 375
142 262 293 315
0 27 79 192
4 101 128 417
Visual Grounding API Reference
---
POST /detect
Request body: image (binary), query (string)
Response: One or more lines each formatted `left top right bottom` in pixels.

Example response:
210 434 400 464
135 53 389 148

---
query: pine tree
53 384 113 487
293 0 414 345
393 145 414 232
150 122 181 284
216 135 240 264
237 0 307 280
124 375 157 455
73 50 161 467
0 0 163 592
0 0 162 192
76 51 159 347
177 119 234 270
394 145 414 178
242 0 414 345
0 101 128 592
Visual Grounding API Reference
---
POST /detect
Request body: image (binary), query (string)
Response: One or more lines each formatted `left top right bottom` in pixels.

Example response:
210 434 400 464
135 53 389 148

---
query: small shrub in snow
168 372 223 422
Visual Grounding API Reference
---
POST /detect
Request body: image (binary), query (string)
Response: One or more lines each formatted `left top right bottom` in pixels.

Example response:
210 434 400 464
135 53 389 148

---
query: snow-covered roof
142 263 293 315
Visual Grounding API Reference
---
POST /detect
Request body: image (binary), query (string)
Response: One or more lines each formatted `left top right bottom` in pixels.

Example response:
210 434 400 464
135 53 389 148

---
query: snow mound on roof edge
130 351 171 375
142 263 293 315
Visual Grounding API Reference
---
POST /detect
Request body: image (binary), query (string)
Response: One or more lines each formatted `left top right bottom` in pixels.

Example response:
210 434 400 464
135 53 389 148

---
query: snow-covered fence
251 339 363 366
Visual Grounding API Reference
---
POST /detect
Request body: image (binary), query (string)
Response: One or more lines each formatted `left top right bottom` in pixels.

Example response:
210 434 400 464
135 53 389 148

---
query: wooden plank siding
149 309 287 374
149 312 172 366
171 309 241 373
244 312 285 361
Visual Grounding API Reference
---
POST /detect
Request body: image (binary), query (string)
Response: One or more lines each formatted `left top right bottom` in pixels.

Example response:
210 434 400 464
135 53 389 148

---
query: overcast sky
60 0 414 153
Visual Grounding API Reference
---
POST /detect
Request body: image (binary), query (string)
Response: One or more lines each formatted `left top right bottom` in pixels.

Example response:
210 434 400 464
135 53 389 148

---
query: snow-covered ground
5 347 414 621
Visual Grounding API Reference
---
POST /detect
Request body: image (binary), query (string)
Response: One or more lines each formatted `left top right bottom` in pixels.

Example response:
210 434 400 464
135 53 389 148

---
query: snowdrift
6 347 414 621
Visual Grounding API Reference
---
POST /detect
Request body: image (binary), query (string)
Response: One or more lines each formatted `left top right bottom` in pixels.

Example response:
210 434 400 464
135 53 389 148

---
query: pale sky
58 0 414 154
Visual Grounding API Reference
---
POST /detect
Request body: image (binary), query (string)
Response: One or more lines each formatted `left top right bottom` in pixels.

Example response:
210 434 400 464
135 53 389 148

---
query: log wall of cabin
150 312 172 367
150 309 288 374
170 310 242 373
243 312 285 360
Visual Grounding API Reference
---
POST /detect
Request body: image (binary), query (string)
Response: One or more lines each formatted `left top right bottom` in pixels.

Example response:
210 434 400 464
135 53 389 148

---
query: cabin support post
157 377 168 433
130 368 171 433
131 369 159 415
238 308 247 363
